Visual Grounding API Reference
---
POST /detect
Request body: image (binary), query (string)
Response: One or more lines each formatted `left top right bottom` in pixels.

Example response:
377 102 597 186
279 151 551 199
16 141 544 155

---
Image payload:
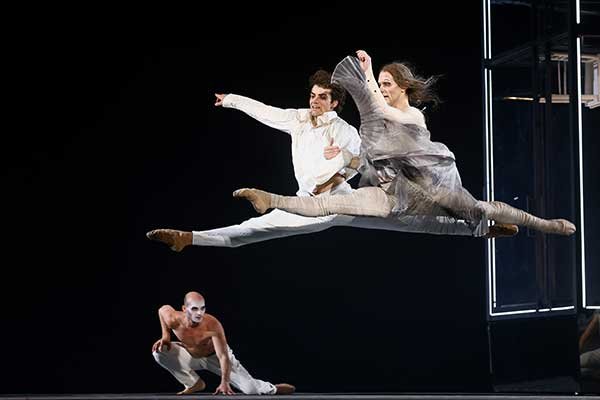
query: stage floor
1 394 598 400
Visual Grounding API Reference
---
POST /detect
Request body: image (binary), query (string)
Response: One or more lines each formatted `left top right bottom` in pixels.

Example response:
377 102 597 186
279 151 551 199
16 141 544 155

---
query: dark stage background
3 2 492 394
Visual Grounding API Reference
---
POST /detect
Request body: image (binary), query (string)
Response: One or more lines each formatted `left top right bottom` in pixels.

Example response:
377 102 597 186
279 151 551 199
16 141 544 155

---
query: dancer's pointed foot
146 229 192 252
275 383 296 395
485 223 519 239
552 219 576 235
177 378 206 395
233 188 271 214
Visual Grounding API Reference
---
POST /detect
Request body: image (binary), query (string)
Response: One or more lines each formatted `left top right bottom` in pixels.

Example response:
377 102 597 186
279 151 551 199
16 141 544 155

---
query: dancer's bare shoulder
159 305 184 329
202 313 225 334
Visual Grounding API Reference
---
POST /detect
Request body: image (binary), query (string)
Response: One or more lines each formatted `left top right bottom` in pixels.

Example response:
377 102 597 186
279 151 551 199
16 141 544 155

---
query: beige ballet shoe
484 223 519 239
233 188 272 214
146 229 192 252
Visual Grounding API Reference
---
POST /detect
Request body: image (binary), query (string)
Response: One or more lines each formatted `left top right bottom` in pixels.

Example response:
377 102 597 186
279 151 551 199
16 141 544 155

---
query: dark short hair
308 69 346 113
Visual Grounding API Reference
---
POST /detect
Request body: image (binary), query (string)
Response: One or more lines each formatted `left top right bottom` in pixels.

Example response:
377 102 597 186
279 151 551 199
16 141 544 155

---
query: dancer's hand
152 337 171 352
356 50 372 73
324 138 341 160
214 382 235 395
214 93 227 106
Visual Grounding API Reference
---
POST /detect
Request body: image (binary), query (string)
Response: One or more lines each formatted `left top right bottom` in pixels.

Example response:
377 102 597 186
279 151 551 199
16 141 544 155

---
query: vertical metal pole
568 0 583 312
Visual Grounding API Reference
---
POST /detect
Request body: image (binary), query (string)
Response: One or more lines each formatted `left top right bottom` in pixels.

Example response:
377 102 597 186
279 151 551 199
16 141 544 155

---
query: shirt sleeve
222 94 301 135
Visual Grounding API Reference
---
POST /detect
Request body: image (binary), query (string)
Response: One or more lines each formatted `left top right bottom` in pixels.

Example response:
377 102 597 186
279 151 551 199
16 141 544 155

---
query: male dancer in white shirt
147 70 515 251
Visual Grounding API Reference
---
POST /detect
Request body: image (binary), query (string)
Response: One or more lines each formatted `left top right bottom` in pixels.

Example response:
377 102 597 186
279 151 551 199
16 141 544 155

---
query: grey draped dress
332 56 488 236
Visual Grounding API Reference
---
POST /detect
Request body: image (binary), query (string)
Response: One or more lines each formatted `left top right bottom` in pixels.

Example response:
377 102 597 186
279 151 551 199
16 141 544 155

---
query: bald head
182 292 206 325
184 291 204 306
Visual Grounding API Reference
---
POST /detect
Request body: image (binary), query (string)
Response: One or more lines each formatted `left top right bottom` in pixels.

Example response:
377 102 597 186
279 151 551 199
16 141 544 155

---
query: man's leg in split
148 211 516 250
147 210 339 251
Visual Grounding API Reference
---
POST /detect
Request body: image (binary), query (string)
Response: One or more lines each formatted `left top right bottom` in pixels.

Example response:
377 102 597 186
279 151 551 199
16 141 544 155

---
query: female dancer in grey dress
234 50 575 237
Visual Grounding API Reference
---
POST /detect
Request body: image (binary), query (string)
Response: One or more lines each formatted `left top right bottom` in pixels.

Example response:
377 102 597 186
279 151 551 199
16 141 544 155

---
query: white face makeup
184 298 206 324
309 85 336 117
378 71 404 107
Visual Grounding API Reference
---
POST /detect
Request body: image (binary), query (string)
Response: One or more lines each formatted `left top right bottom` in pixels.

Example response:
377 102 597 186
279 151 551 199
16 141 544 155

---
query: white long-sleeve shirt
223 94 361 196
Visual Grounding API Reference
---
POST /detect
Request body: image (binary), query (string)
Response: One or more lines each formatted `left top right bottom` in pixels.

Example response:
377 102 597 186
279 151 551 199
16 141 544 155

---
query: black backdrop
3 2 492 394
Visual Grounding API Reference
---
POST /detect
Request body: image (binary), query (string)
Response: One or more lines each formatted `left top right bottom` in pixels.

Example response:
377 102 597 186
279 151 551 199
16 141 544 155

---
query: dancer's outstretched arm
215 93 301 134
